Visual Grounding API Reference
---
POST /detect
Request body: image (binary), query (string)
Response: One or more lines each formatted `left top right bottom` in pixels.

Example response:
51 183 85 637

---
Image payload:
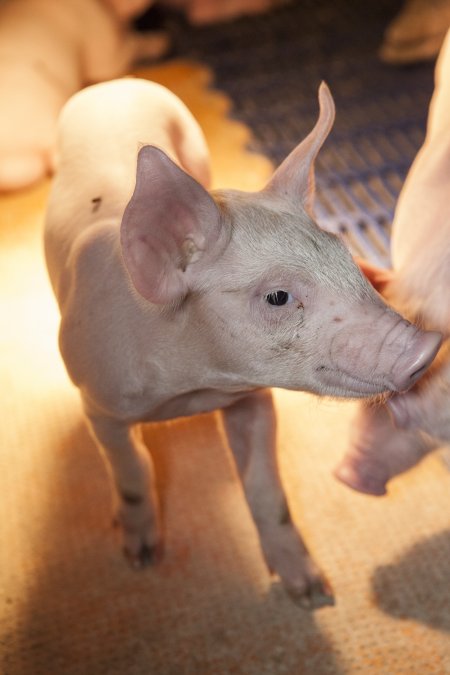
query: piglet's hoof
272 555 335 609
283 574 335 610
123 542 162 569
113 516 163 568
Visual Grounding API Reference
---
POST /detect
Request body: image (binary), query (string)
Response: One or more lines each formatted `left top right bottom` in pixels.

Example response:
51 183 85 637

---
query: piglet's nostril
409 364 427 381
397 330 442 391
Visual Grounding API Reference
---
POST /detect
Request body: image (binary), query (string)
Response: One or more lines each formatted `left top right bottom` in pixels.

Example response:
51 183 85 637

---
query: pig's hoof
262 522 334 609
333 459 387 496
285 575 335 610
270 551 335 609
113 515 163 568
123 542 163 569
114 496 162 569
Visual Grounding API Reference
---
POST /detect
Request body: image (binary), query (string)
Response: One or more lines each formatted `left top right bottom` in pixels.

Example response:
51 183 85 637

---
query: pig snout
326 312 441 396
390 329 442 392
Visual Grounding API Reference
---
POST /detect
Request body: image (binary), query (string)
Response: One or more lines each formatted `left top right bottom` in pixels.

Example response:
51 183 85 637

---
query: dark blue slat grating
140 0 436 267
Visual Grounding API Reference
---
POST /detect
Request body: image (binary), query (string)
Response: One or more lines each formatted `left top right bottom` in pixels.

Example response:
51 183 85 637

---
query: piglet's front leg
221 389 334 609
85 411 162 567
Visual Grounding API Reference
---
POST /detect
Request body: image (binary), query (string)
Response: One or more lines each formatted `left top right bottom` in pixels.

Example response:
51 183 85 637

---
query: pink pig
335 29 450 496
44 78 441 607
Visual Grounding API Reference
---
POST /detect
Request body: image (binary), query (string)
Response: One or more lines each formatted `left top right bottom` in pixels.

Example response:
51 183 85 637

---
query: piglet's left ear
121 145 221 305
263 81 335 213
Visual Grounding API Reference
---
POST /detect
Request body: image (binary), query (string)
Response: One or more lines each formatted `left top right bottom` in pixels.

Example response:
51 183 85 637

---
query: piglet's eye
265 290 291 306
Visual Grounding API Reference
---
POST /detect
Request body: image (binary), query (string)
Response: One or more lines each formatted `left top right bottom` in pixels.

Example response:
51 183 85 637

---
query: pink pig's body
335 31 450 496
45 78 441 606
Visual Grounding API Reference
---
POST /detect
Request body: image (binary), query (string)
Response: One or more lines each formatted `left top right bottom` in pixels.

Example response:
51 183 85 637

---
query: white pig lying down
335 27 450 498
44 78 441 608
0 0 167 192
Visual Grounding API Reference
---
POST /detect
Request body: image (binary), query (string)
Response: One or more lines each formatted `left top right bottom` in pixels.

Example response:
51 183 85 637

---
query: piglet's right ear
121 145 221 304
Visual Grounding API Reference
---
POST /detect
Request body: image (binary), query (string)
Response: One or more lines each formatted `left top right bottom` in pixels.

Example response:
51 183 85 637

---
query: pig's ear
263 81 335 212
121 145 221 304
355 257 394 294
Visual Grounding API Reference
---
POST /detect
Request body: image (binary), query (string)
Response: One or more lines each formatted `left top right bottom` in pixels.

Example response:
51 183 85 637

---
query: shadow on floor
7 413 345 675
371 529 450 631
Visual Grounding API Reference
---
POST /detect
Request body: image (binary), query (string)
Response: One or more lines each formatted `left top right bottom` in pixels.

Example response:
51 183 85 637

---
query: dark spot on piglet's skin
333 317 343 323
91 197 102 213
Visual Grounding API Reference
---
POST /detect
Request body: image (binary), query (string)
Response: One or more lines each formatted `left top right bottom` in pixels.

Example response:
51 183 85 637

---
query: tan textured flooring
0 61 449 674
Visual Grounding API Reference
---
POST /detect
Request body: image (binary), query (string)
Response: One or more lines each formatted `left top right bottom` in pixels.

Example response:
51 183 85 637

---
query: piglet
335 29 450 496
44 78 441 607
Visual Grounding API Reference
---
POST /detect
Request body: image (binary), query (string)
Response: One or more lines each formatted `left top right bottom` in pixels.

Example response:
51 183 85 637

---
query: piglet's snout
389 329 442 392
328 309 441 395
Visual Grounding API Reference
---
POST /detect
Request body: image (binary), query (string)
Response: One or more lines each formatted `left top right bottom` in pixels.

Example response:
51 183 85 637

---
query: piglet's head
120 82 335 305
121 83 441 399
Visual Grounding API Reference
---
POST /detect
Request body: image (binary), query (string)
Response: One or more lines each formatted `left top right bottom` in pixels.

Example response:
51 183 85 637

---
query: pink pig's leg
85 413 162 567
335 403 437 496
221 389 333 608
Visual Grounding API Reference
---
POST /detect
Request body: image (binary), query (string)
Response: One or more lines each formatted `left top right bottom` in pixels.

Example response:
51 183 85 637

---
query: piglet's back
44 78 210 297
52 78 210 213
